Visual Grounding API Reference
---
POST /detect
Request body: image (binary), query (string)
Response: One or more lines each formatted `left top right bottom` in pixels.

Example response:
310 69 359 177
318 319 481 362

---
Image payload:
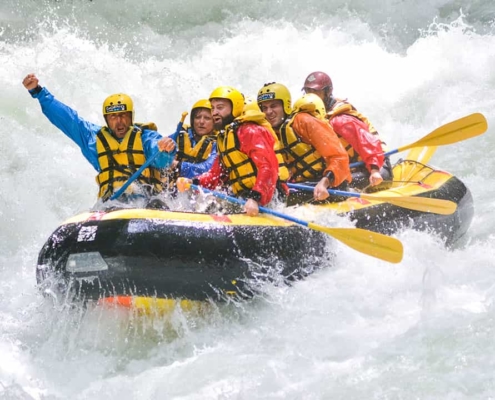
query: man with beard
177 86 280 217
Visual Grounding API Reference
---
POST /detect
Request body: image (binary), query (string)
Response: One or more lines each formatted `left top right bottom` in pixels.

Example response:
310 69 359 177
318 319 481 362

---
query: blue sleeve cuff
153 147 177 169
28 86 43 97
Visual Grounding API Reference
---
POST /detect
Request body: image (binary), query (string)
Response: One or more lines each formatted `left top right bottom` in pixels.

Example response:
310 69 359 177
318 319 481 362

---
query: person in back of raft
177 86 280 217
22 73 177 206
302 71 392 191
257 82 351 204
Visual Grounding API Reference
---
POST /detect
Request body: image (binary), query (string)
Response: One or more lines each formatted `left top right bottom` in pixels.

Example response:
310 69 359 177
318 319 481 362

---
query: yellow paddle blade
307 223 403 264
187 183 404 263
360 193 457 215
405 145 438 165
398 113 487 153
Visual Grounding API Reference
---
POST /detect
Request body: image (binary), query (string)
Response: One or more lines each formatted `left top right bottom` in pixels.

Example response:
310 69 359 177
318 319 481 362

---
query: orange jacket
292 112 351 186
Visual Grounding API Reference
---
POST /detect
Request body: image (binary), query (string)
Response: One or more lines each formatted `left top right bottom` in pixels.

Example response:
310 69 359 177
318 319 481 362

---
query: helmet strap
326 95 336 110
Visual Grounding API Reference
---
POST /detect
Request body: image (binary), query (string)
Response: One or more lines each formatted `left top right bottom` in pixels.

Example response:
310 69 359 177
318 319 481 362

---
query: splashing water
1 0 495 398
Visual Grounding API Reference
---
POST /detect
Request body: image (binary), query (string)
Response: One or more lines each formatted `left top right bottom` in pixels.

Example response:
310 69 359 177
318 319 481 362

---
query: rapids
1 0 495 398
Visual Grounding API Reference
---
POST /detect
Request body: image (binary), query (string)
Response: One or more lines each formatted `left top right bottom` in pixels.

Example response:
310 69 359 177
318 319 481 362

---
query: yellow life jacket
235 106 290 182
95 124 162 200
136 122 158 131
326 99 388 165
216 124 257 195
279 112 325 182
176 127 217 163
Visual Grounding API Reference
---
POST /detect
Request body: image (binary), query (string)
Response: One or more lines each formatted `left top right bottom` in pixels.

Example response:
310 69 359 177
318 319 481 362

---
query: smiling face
210 98 233 130
192 108 214 136
259 99 286 130
105 112 132 138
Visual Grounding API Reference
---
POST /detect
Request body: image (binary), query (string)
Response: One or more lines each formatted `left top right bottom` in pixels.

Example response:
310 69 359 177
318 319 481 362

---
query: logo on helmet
105 104 127 113
306 74 317 83
257 93 276 102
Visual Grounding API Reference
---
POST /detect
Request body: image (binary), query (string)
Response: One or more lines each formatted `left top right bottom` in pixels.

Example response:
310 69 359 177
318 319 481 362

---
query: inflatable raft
315 157 474 245
36 156 473 305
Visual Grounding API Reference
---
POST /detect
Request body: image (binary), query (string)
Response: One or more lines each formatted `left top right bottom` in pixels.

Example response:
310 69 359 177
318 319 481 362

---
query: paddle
109 153 161 201
287 183 457 215
350 113 488 168
109 112 188 201
185 183 403 264
405 146 438 165
170 111 189 141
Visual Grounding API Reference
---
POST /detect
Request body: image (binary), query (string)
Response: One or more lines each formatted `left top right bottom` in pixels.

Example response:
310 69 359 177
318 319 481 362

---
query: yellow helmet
236 96 264 120
209 86 244 118
292 93 326 120
242 96 261 113
102 93 134 119
190 99 212 127
257 82 292 115
191 99 212 112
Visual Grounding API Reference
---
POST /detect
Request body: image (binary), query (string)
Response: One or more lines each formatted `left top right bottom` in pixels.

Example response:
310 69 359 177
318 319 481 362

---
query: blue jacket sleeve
31 88 177 171
179 142 218 178
31 87 102 171
141 129 178 169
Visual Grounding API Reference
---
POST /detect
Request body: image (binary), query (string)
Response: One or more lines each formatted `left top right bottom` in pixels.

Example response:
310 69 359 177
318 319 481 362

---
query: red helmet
302 71 333 93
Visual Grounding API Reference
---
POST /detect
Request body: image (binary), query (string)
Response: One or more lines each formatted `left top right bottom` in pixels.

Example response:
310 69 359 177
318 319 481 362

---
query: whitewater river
1 0 495 398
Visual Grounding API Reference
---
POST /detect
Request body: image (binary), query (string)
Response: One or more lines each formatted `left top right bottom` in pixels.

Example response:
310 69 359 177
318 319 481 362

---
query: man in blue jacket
22 73 176 204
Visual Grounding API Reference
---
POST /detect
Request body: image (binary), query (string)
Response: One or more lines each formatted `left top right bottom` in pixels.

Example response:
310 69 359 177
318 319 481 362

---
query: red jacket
197 122 279 206
330 114 384 172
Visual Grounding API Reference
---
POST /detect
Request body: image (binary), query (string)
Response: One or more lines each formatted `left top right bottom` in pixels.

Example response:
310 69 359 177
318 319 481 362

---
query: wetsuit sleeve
141 129 178 169
237 122 279 206
330 114 384 172
180 143 218 179
31 87 101 171
292 113 351 186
